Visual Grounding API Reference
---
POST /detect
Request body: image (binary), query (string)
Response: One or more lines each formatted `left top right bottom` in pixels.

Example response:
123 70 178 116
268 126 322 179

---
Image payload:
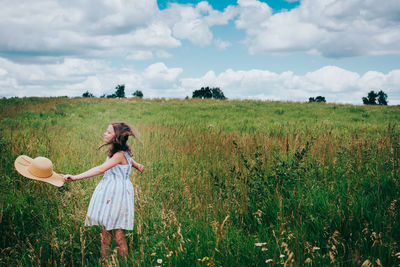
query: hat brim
14 155 64 187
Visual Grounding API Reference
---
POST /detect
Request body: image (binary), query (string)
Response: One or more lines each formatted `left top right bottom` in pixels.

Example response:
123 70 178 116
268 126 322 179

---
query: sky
0 0 399 104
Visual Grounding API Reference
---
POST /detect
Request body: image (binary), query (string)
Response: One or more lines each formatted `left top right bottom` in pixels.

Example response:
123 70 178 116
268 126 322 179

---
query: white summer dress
85 151 135 230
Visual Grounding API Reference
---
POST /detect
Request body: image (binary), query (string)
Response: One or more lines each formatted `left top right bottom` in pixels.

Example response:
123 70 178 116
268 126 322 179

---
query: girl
63 122 144 257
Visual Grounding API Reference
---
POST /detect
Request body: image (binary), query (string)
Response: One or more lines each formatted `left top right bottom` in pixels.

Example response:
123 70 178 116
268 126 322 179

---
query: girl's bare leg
100 228 112 257
114 229 128 257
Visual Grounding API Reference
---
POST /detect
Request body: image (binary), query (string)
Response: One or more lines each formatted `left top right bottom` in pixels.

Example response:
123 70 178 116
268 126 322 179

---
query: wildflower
280 254 285 258
166 251 173 257
157 259 162 264
151 252 156 256
202 257 209 262
265 259 273 263
262 247 268 251
396 252 400 257
255 242 267 247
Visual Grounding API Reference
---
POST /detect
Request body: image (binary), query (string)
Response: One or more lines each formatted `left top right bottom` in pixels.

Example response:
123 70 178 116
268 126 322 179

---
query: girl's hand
63 174 77 182
136 164 145 173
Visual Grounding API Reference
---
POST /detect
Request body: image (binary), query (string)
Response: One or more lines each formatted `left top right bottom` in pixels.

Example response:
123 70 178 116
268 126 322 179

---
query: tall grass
0 97 399 266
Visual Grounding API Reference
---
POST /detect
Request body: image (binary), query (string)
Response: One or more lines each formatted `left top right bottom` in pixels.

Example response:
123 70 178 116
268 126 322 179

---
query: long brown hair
98 122 139 157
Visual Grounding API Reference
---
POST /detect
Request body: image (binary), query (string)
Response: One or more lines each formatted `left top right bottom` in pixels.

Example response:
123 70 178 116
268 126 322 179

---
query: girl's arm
131 158 145 173
63 152 126 181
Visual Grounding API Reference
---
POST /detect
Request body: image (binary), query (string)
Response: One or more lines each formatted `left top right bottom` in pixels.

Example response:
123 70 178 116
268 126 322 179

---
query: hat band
28 166 52 178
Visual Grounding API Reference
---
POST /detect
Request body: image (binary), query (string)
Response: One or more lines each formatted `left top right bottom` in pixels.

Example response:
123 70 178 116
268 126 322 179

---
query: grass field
0 97 399 266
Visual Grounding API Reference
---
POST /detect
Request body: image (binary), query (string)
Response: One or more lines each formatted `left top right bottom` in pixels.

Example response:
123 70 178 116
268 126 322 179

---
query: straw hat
14 155 64 187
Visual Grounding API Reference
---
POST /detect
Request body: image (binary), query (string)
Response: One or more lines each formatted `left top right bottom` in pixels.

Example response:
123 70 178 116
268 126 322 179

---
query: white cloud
163 2 237 46
0 0 178 62
181 66 400 104
127 50 154 61
235 0 400 57
214 39 231 50
1 55 399 103
143 62 183 89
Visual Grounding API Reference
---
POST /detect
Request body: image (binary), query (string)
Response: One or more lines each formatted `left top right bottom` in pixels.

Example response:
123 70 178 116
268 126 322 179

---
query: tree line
82 86 389 105
82 85 143 98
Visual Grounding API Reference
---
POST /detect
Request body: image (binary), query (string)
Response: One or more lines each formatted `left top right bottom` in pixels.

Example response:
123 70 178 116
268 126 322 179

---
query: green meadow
0 97 399 266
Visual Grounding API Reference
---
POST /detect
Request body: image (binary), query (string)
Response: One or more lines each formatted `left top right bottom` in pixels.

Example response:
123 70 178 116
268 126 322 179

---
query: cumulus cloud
162 1 237 46
236 0 400 57
0 0 238 63
181 66 400 104
142 62 183 89
0 57 186 97
1 55 399 103
0 0 179 63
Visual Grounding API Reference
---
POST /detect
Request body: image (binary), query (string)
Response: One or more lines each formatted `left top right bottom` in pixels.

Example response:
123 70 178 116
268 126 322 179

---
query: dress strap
122 151 131 166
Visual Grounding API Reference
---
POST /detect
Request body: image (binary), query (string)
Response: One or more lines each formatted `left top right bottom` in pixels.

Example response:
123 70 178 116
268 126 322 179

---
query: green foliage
309 96 326 103
115 84 125 98
82 91 94 98
363 90 388 105
132 90 143 98
377 90 388 105
107 84 126 98
192 87 226 100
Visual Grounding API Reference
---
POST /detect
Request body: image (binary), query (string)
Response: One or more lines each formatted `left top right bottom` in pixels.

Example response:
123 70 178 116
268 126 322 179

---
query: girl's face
104 125 115 143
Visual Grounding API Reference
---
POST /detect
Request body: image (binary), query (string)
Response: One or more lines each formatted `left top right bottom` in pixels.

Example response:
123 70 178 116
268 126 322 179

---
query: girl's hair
98 122 139 157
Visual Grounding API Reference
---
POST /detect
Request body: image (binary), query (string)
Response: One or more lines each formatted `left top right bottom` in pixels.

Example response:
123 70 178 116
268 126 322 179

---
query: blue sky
0 0 399 104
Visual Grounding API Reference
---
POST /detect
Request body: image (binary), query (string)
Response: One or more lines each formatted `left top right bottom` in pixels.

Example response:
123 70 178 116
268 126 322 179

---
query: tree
106 84 125 98
132 90 143 98
377 90 388 105
193 87 226 100
115 84 125 98
362 90 388 105
309 96 326 103
211 87 226 100
315 96 326 103
106 94 117 98
82 91 94 98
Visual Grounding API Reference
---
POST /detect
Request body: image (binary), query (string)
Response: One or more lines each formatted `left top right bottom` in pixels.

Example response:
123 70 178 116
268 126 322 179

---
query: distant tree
132 90 143 98
309 96 326 103
362 90 388 105
367 90 378 105
193 87 226 100
100 94 106 98
211 87 226 99
115 84 125 98
82 91 94 98
106 84 125 98
106 93 117 98
377 90 388 105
